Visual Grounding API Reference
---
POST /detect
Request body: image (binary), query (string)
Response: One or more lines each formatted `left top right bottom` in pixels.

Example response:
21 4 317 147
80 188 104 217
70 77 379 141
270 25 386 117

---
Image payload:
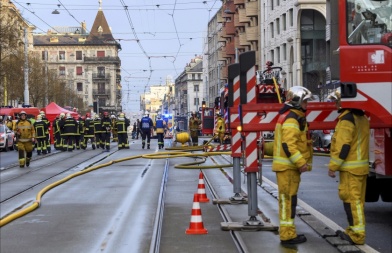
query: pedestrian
189 111 201 146
5 116 13 129
116 113 130 149
33 114 48 155
101 111 112 152
40 111 51 153
214 112 225 144
93 114 104 149
140 113 153 149
14 111 35 168
327 88 369 245
132 122 137 139
82 113 96 150
155 114 166 149
60 113 77 152
111 114 118 142
136 119 141 139
272 86 314 245
74 116 83 150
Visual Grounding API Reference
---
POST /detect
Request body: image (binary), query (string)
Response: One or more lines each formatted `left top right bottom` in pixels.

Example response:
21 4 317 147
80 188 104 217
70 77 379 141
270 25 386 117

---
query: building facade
174 56 204 117
32 4 122 114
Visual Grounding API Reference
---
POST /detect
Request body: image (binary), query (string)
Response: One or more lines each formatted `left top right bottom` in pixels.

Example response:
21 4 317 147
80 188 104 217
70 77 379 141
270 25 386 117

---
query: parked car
0 124 15 152
310 129 333 149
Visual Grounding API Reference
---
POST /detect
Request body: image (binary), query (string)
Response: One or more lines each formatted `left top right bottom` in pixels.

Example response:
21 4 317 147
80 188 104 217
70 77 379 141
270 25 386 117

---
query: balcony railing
246 26 259 41
92 89 110 96
92 73 111 80
84 56 121 64
245 1 258 17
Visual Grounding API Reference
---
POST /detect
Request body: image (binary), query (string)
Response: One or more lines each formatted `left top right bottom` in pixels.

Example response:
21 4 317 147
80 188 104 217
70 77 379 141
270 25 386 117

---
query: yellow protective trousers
17 141 33 166
276 170 301 240
339 171 367 244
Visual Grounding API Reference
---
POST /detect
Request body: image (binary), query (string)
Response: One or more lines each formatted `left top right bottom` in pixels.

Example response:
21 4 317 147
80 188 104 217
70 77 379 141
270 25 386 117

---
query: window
283 43 287 60
270 50 275 63
76 66 83 75
97 51 105 57
194 85 199 92
41 51 47 60
282 13 287 31
98 83 106 94
270 23 274 38
270 0 274 10
289 9 293 27
194 97 200 106
77 82 83 92
192 74 195 80
76 51 83 60
97 67 105 77
59 66 65 76
277 18 280 35
277 47 281 63
59 51 65 60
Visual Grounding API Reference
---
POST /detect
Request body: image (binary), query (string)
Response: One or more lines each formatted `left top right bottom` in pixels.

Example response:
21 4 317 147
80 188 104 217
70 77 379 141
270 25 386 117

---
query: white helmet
40 111 45 116
66 113 71 118
60 113 65 118
327 88 341 102
36 115 42 121
285 86 314 108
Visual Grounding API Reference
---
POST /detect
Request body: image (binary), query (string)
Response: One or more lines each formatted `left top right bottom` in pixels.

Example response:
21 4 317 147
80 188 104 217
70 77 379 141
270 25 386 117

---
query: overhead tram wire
119 0 153 95
13 0 62 34
57 0 90 34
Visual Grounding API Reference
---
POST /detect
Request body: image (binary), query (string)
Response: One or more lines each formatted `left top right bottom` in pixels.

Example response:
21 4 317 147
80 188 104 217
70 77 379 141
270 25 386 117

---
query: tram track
0 148 119 205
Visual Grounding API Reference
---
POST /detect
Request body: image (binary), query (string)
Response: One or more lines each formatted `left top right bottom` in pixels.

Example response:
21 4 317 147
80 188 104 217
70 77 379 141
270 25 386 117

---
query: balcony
92 89 110 96
246 26 259 41
238 8 250 23
234 0 245 5
225 40 235 55
218 31 227 42
239 32 250 46
92 73 111 80
84 56 121 64
245 1 258 17
218 49 227 60
223 21 236 37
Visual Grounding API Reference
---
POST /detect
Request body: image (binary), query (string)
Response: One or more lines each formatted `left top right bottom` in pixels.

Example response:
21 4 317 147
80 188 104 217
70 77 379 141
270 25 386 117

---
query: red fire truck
334 0 391 201
226 0 391 203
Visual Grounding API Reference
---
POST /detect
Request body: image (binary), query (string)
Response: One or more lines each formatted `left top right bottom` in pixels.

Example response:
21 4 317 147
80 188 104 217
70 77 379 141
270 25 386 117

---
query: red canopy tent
42 102 79 144
43 102 79 123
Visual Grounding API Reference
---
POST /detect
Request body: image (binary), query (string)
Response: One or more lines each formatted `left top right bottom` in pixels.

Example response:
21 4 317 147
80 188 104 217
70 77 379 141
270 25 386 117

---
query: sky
14 0 222 116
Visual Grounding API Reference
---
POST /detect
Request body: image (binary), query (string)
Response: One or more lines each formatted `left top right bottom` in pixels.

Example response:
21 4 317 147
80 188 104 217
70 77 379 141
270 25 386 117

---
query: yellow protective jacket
14 119 36 142
328 109 369 175
189 117 201 132
272 106 312 172
215 117 225 133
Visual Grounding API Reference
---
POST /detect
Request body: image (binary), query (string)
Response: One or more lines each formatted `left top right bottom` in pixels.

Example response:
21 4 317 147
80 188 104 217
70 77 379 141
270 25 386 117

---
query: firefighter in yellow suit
214 112 225 144
14 111 36 168
327 88 369 245
272 86 314 245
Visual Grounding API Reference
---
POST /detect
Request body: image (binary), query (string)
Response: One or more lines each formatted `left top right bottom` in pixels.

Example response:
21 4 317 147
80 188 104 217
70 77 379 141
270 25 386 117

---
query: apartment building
32 4 122 113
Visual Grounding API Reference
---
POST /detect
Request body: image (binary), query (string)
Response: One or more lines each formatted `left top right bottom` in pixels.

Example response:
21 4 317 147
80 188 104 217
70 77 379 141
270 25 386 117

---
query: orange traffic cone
186 193 208 234
197 172 210 203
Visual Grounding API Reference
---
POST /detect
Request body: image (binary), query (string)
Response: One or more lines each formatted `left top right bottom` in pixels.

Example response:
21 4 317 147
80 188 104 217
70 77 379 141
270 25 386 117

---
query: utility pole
23 28 29 106
45 50 48 106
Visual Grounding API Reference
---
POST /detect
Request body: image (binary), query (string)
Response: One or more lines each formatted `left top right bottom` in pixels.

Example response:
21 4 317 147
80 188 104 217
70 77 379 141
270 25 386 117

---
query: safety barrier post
240 51 261 227
228 63 247 203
